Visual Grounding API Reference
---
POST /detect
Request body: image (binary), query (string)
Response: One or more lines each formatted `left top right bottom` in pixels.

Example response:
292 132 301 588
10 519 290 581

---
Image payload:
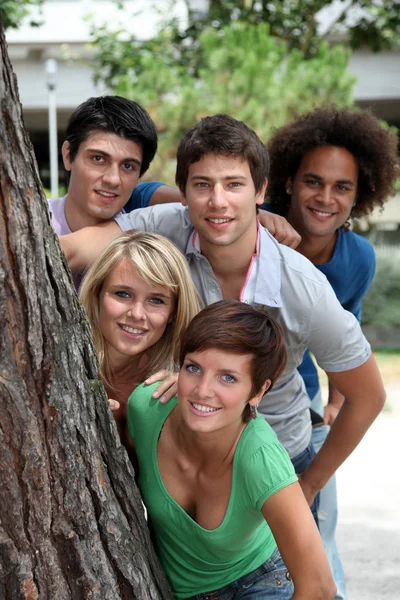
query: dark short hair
179 300 287 422
65 95 158 176
175 114 269 193
266 107 399 220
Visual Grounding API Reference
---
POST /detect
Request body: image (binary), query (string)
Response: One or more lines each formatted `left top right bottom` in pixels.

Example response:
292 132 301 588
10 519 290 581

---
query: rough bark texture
0 20 173 600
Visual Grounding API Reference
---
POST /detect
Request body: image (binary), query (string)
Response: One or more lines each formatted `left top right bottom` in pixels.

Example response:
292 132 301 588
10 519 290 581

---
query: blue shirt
299 228 376 401
124 181 164 212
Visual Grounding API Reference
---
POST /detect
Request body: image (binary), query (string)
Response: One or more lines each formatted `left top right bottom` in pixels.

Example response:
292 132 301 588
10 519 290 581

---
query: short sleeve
243 442 298 510
127 382 157 443
124 182 164 212
307 281 371 373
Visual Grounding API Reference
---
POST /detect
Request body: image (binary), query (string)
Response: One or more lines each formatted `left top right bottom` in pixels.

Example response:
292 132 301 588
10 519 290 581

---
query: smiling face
98 257 175 369
177 348 266 436
182 154 267 254
287 145 358 239
62 131 143 230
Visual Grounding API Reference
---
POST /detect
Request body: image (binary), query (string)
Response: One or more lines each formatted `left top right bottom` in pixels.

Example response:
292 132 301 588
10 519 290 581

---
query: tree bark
0 19 173 600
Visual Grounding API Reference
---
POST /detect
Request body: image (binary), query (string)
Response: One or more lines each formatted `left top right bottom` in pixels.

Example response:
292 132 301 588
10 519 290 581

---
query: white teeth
208 218 230 224
311 209 332 218
98 191 116 198
192 403 219 413
120 325 145 334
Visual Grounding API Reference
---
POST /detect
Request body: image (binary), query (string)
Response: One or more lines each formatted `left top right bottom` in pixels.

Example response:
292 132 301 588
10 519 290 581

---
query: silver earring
286 187 292 195
250 404 258 419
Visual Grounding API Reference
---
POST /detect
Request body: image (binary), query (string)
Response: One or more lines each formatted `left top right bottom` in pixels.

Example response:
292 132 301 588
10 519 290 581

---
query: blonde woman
79 230 201 431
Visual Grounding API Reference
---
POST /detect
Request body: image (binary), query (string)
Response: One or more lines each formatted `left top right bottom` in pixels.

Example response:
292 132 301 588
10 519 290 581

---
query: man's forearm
302 354 385 494
59 221 122 271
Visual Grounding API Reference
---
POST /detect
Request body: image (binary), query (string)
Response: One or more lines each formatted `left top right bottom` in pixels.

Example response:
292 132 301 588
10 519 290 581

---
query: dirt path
336 412 400 599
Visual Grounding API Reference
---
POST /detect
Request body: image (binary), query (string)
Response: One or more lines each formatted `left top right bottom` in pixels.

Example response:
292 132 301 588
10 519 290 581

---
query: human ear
61 141 72 171
180 189 188 206
248 379 272 407
285 177 293 195
256 177 268 206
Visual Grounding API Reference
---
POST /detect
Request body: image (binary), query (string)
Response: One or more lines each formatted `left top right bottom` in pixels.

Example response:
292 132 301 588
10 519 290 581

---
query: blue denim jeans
290 442 320 527
184 549 294 599
311 391 346 600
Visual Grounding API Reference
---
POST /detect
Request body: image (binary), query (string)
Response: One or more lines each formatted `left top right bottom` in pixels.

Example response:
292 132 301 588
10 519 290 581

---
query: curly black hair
266 107 399 219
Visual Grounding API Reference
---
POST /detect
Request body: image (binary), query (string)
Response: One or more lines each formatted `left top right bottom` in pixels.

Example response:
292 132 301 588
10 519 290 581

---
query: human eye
228 181 243 188
306 178 320 186
221 373 236 384
114 290 130 299
185 363 201 374
336 184 350 192
194 181 209 188
149 296 165 305
92 154 105 163
123 162 138 172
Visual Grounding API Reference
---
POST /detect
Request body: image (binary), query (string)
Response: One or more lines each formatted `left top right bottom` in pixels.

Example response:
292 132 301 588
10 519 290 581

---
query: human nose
127 302 145 320
208 184 229 209
194 372 214 400
316 186 332 205
102 163 121 187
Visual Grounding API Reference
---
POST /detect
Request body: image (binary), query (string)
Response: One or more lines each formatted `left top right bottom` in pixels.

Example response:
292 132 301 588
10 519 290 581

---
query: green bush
362 257 400 328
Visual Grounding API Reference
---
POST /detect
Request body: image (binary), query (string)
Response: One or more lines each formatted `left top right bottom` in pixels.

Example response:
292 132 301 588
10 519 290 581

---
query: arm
323 381 345 425
258 209 301 248
300 353 385 504
108 398 139 471
262 483 336 599
148 185 181 205
59 221 122 272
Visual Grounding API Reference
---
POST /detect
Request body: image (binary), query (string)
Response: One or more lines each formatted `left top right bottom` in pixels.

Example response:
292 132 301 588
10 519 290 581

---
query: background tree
0 0 43 30
91 0 400 84
0 18 172 600
92 19 355 183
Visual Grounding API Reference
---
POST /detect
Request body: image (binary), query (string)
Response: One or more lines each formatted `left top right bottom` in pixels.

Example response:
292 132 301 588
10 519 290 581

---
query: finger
152 374 178 398
108 399 120 411
288 232 302 249
277 229 301 248
145 369 169 384
159 383 178 404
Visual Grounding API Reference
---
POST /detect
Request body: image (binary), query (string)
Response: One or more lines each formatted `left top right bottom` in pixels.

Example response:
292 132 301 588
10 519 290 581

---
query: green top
128 382 297 599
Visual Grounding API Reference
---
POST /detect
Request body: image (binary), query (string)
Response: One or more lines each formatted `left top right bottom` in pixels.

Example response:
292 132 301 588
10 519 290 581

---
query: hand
323 403 340 426
108 398 120 412
297 472 320 507
258 210 301 249
144 369 178 404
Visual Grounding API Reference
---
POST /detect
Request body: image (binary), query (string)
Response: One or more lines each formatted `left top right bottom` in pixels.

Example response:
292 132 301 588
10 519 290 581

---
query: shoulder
47 196 68 235
260 227 328 291
48 196 64 207
128 381 162 414
127 382 177 440
115 203 191 229
338 229 375 265
335 230 376 290
238 417 292 469
115 204 193 251
125 181 164 211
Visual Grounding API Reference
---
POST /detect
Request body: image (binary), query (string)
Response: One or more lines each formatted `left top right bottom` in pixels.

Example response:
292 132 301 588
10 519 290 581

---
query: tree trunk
0 19 173 600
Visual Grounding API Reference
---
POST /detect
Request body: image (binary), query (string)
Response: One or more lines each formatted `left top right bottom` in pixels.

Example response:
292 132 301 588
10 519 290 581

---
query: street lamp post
45 58 58 198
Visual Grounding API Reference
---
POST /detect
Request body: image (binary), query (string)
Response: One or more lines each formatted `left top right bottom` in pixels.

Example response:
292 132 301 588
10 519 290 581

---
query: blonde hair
79 230 201 389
